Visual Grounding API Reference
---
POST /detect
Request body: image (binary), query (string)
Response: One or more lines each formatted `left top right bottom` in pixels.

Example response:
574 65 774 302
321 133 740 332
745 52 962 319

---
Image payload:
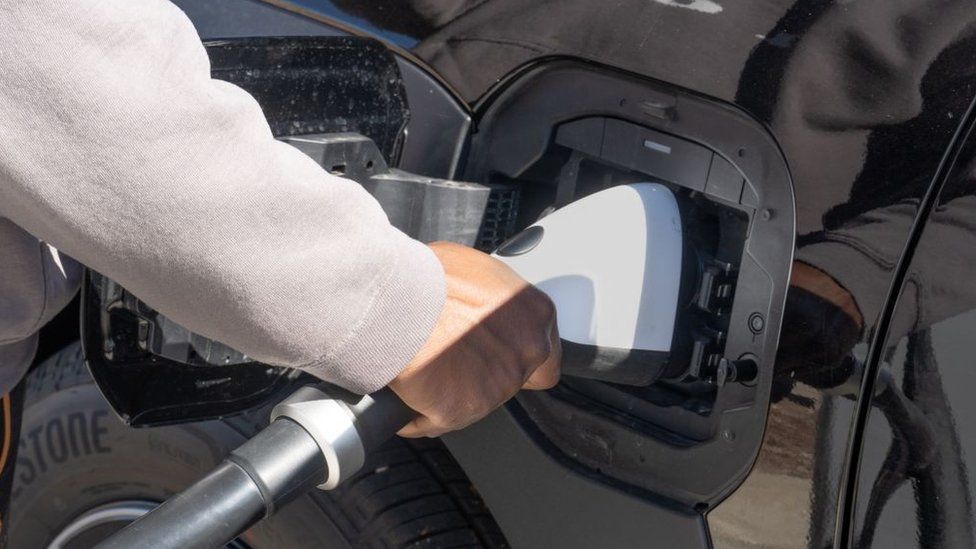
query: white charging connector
496 183 683 353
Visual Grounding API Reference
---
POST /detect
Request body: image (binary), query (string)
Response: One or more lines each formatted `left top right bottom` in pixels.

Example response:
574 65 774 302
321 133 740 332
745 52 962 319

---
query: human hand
771 261 863 401
389 241 561 438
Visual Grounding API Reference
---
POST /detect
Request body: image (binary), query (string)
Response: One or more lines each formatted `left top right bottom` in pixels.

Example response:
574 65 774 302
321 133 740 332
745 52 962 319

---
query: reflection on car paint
850 135 976 548
651 0 724 15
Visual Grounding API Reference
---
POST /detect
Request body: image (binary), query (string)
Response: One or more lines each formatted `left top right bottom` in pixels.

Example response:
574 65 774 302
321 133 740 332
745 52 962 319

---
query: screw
760 208 773 221
722 429 736 442
749 312 765 334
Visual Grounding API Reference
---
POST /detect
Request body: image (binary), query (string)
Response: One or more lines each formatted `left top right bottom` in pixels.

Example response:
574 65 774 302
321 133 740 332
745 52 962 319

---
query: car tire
9 343 506 549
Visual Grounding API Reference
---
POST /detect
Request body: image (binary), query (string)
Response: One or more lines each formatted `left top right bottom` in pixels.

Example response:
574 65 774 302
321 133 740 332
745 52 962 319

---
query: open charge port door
444 61 795 519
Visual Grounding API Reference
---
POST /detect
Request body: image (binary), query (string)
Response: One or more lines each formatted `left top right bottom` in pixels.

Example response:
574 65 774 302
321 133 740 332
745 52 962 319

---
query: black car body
19 1 976 547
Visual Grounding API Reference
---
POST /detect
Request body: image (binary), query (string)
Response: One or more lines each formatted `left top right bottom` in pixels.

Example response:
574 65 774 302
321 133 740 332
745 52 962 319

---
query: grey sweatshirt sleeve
0 0 446 394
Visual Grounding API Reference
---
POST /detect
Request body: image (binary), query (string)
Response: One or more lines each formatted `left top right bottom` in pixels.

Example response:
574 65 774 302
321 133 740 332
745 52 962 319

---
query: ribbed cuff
302 236 446 394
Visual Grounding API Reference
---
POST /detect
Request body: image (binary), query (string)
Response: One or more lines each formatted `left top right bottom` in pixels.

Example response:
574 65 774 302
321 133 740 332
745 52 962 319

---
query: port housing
461 61 795 506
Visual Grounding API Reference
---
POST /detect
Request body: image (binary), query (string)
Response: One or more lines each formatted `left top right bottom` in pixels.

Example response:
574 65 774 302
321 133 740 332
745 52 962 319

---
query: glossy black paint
848 115 976 547
262 2 976 547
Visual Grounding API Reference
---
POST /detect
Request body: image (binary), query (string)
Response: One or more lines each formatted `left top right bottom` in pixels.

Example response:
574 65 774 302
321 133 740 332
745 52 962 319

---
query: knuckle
433 400 478 431
428 409 456 430
496 339 521 368
523 336 551 367
530 289 557 321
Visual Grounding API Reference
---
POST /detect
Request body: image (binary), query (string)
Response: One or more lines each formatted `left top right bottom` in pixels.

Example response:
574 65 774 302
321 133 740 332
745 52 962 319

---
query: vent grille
476 185 521 251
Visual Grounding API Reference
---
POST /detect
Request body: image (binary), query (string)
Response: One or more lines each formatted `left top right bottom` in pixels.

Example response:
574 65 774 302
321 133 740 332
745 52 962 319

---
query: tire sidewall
9 346 348 549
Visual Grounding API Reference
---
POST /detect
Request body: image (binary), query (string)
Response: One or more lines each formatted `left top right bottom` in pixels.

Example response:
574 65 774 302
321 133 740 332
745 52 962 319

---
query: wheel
9 343 507 548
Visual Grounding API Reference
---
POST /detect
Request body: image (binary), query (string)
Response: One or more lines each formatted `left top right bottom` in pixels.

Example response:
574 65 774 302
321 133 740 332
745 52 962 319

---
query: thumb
397 415 447 439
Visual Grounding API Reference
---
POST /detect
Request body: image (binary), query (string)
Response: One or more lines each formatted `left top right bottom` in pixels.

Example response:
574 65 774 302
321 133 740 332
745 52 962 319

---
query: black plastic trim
452 59 796 508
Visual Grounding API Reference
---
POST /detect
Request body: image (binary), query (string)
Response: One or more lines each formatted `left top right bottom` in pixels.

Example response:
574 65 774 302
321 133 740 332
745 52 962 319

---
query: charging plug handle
96 386 412 549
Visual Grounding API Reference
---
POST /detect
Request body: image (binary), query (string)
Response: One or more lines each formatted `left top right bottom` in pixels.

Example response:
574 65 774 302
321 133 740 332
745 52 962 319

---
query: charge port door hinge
282 133 490 246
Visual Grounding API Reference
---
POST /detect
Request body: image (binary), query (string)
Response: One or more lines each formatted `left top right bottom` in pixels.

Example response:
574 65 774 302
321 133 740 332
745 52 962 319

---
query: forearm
0 0 445 393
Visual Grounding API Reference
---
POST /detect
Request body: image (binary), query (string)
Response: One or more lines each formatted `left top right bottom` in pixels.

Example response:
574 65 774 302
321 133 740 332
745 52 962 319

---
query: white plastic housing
496 183 682 352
